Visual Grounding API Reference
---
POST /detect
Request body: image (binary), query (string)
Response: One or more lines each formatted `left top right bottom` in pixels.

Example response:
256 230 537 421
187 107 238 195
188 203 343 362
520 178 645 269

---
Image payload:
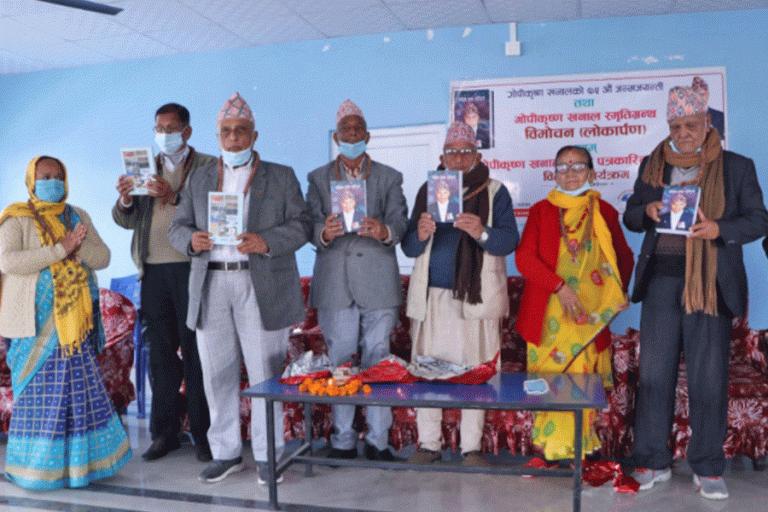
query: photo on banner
450 67 727 228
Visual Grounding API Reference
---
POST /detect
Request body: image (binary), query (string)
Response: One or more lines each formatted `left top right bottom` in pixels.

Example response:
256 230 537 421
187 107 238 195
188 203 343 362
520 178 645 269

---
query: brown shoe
462 451 490 467
408 449 441 464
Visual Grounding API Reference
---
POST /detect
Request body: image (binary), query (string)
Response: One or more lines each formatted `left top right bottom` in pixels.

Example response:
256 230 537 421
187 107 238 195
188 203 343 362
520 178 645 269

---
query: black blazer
623 150 768 317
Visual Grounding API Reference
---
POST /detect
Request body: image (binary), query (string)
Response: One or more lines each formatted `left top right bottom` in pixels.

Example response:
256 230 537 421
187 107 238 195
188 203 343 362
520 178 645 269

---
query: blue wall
1 9 767 333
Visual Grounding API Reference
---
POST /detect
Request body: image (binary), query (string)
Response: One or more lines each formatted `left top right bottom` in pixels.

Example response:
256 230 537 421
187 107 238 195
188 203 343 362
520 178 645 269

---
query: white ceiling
1 0 766 75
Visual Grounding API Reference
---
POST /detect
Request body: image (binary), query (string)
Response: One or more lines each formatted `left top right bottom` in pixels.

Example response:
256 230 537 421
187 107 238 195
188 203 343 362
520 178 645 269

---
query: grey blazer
169 158 311 331
306 158 408 310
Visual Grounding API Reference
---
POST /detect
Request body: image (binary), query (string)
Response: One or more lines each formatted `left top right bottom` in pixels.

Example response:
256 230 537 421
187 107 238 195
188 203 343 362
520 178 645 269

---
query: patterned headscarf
444 121 477 147
0 156 92 354
336 99 365 125
217 92 254 127
667 76 709 121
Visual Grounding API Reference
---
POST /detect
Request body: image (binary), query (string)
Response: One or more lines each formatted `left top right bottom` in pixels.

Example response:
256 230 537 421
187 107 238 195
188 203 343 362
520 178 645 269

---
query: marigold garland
298 377 372 396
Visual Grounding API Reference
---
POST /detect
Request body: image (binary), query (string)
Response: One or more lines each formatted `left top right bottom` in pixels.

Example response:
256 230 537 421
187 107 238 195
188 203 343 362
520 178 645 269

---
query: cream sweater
0 207 110 338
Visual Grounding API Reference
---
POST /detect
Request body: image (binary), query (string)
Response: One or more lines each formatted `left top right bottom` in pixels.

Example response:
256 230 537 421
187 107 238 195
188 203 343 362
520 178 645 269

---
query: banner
451 67 726 221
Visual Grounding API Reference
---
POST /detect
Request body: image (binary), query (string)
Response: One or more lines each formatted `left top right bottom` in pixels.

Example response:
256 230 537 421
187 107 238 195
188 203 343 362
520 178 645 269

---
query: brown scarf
216 151 260 193
155 146 197 204
642 129 725 315
413 161 491 304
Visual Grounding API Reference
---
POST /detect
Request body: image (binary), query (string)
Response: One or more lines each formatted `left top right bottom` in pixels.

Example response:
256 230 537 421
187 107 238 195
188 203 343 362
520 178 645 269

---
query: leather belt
208 261 249 271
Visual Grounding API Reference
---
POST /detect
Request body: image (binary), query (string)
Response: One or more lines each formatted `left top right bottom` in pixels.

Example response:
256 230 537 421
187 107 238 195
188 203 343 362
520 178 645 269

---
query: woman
516 146 634 461
0 156 131 489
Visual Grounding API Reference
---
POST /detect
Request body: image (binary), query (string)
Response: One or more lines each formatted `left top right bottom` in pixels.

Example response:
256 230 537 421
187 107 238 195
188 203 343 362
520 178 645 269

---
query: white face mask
155 131 184 154
556 182 592 197
221 148 252 167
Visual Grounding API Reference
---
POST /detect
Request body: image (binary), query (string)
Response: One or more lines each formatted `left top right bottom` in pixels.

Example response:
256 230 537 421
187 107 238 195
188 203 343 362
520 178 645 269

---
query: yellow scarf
540 189 625 360
0 157 92 355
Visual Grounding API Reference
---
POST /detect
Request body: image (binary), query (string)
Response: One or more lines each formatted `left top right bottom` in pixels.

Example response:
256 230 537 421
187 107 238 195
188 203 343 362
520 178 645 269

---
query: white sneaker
630 467 672 490
693 474 729 500
256 463 284 486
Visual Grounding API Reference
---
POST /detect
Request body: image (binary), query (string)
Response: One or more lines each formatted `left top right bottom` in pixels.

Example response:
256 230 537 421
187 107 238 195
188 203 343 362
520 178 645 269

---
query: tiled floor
1 406 767 512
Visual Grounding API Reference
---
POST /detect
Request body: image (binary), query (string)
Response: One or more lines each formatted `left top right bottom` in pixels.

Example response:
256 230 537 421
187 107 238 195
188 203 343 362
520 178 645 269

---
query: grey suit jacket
169 157 311 331
306 158 408 310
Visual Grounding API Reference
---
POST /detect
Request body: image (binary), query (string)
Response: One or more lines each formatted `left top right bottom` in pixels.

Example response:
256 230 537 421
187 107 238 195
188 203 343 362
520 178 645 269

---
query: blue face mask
338 140 367 159
35 179 66 203
221 148 252 167
669 139 702 154
556 182 592 197
155 131 184 154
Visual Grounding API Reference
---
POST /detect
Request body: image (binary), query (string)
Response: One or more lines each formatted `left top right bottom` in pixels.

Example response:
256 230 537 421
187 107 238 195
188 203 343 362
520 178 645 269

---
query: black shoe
328 447 357 460
364 442 396 461
196 443 213 462
142 436 181 461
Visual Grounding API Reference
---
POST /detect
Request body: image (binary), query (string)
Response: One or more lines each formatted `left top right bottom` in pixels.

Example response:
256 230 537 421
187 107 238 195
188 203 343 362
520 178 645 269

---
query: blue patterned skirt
4 267 131 490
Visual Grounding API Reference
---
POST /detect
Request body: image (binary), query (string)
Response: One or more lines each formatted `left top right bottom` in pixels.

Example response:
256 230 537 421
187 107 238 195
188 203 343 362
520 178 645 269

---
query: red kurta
515 197 635 352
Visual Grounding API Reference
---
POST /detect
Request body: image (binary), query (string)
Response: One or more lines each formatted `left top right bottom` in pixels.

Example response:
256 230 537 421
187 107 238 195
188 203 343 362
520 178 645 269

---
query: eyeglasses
443 148 476 157
154 125 186 134
219 126 252 138
554 162 590 174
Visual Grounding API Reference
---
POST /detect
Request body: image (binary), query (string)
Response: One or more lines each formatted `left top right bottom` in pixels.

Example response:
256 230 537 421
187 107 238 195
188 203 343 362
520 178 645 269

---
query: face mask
155 131 184 154
556 182 592 197
221 148 252 167
338 140 367 159
35 179 66 203
669 139 702 154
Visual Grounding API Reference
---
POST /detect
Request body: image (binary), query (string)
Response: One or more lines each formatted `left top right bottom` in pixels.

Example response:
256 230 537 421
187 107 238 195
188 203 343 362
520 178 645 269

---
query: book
120 146 156 195
330 179 367 233
656 185 701 235
427 170 462 223
208 192 243 245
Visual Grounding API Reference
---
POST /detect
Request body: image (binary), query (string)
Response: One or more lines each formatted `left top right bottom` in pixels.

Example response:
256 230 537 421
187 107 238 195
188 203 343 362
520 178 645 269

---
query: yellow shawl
0 156 92 354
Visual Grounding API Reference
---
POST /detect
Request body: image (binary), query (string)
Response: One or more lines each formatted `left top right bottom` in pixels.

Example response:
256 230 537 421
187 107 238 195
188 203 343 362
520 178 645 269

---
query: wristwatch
477 230 489 243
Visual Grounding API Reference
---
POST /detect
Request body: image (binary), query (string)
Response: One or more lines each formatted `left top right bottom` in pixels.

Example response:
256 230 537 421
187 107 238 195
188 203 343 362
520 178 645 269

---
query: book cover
427 170 462 223
656 185 701 235
120 146 156 195
330 179 367 233
208 192 243 245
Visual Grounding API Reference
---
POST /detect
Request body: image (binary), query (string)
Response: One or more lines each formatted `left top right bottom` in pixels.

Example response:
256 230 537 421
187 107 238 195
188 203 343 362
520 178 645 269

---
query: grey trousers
631 274 731 476
196 270 288 462
317 306 397 451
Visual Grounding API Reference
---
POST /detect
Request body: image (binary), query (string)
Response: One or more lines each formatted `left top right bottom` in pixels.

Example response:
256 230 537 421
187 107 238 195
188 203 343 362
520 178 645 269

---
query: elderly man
306 100 408 461
169 92 310 483
658 193 694 231
462 102 490 149
113 103 214 463
623 77 768 499
401 122 518 466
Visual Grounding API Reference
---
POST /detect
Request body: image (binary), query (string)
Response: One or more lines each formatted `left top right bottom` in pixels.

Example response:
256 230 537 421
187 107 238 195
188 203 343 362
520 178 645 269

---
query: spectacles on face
443 148 476 158
154 125 185 134
554 162 590 174
219 126 252 139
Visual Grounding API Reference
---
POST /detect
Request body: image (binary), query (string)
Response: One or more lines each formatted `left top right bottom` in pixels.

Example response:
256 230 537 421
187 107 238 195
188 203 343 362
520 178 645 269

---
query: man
658 193 695 231
169 92 310 483
113 103 214 462
339 189 364 232
462 102 490 149
306 99 408 461
623 77 768 500
427 179 460 223
401 122 518 466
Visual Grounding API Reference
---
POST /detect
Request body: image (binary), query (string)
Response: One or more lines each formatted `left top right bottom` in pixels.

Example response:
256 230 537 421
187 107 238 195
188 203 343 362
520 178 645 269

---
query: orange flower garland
298 377 372 396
